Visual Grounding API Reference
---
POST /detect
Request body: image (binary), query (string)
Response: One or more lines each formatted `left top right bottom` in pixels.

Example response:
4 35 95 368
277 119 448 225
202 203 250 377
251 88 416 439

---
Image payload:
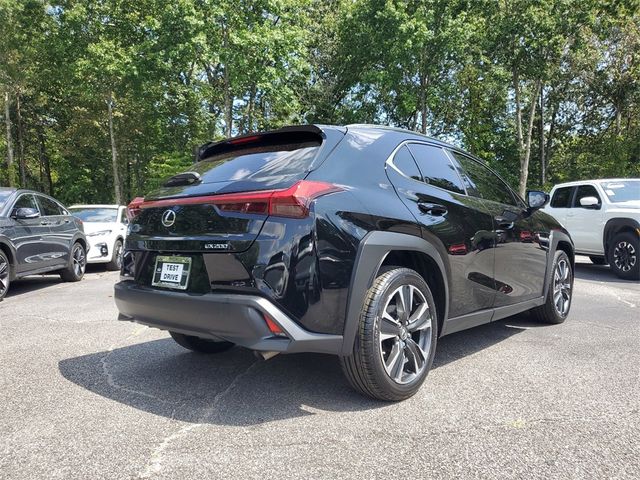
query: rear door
9 193 50 274
545 186 575 227
564 184 604 254
36 195 74 267
386 142 496 318
447 151 548 307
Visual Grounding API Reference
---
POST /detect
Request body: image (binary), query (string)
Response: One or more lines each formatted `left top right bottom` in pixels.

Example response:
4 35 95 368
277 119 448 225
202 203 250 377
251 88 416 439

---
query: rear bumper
114 281 343 355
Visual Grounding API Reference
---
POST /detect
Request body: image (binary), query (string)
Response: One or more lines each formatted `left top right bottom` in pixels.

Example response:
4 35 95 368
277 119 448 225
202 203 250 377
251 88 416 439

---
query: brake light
138 181 342 219
127 197 145 220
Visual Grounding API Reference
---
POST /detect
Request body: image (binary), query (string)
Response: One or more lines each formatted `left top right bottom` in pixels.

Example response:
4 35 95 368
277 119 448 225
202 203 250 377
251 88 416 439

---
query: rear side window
407 144 465 194
449 151 519 206
573 185 601 207
550 187 573 208
38 196 63 216
392 146 422 181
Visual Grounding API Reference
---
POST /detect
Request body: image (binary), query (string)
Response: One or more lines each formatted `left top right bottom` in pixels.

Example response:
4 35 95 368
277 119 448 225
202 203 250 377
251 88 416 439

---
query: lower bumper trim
114 281 343 355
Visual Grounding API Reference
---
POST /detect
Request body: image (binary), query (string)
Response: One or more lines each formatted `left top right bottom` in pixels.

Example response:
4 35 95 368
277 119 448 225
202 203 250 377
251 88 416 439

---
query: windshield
0 190 12 210
600 180 640 203
69 207 118 222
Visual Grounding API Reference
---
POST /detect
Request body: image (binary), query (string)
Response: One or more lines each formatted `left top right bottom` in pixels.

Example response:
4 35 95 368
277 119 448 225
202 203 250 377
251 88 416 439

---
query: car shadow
58 312 537 425
5 264 112 299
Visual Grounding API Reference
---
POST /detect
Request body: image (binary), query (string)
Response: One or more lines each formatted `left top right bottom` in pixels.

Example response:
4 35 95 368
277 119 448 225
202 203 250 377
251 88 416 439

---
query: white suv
68 204 128 270
543 179 639 279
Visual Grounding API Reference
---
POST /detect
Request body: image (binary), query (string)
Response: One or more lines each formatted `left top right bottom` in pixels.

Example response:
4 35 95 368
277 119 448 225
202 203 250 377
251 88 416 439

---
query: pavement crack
137 360 260 479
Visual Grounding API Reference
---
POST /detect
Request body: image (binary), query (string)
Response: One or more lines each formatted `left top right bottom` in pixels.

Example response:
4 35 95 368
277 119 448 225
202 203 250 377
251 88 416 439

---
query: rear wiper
163 172 202 187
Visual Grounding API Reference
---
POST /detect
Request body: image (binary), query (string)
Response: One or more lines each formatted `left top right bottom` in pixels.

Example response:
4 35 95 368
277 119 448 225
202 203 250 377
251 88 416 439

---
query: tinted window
550 187 573 208
195 144 321 185
407 144 465 194
38 196 63 216
573 185 600 207
13 194 39 212
70 207 118 222
392 146 422 181
449 151 518 206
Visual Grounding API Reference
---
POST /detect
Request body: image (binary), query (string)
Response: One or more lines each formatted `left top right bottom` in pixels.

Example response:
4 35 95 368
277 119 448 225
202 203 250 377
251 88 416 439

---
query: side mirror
12 207 40 220
579 196 600 209
527 190 548 210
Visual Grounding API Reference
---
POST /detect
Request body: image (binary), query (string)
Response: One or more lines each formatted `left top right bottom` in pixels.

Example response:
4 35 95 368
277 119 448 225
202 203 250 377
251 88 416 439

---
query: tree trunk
419 72 428 134
4 91 14 186
247 84 256 134
518 80 541 197
38 128 53 195
223 26 232 137
16 91 26 186
538 86 545 186
107 91 122 204
513 69 524 154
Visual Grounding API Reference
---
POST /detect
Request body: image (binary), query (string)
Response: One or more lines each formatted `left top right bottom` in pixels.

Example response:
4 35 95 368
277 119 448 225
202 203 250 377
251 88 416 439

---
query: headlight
87 230 112 237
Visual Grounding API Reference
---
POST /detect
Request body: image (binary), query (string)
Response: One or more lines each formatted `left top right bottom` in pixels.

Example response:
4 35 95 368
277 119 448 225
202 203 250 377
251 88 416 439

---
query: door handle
417 202 448 216
494 216 514 229
40 220 51 226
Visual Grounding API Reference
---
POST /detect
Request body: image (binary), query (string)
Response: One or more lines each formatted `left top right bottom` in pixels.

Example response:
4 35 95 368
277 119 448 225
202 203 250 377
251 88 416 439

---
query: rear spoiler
196 125 325 163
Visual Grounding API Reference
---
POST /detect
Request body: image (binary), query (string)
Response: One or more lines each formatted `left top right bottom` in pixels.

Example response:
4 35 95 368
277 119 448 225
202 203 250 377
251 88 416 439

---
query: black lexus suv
0 188 88 300
115 125 575 401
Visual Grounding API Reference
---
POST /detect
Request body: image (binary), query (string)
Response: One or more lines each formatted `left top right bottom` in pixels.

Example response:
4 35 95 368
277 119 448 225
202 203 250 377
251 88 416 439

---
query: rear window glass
194 145 321 184
550 187 573 208
0 190 12 209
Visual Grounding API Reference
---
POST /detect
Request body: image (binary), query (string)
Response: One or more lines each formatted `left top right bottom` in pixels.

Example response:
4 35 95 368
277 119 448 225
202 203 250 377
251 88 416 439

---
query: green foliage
0 0 638 204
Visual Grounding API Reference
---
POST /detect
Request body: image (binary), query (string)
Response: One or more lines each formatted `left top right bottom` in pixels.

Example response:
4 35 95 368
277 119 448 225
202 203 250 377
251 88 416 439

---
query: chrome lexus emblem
161 209 176 227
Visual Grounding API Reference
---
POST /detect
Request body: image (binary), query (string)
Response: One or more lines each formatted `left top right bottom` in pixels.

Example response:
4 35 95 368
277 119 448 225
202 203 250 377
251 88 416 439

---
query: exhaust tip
253 351 280 361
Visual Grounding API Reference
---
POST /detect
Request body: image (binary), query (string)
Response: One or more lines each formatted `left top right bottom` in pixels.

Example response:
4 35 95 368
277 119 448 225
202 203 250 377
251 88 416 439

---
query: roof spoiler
196 125 324 163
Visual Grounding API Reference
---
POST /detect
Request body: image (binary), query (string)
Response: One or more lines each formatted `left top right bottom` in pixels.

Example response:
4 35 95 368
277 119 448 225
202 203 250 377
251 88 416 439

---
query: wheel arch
341 231 450 355
542 230 575 302
603 218 640 262
0 239 17 280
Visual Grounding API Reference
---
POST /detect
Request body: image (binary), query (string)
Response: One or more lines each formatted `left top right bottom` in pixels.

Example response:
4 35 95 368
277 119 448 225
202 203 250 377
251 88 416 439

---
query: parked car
68 204 127 271
0 188 88 301
114 125 574 401
543 179 639 280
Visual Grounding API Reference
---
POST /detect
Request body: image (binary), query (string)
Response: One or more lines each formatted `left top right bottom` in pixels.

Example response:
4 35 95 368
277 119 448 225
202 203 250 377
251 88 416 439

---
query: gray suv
0 188 88 300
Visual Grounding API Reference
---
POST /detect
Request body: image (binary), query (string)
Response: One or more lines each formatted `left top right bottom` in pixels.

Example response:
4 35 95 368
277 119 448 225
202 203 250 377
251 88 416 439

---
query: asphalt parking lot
1 257 638 479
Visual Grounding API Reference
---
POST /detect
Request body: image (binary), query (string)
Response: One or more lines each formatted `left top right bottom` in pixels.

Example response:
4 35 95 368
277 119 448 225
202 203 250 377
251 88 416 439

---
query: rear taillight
127 197 145 220
138 181 342 219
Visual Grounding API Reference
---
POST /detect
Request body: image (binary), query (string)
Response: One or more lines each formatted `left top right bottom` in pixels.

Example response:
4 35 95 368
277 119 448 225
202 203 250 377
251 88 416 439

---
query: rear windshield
195 143 321 185
69 207 118 222
600 180 640 203
0 191 12 210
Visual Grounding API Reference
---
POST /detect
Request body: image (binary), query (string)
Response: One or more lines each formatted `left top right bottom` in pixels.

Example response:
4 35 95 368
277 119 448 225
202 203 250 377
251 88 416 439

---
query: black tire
531 250 573 324
59 242 86 282
608 232 640 280
106 239 123 271
589 256 607 266
169 331 234 354
0 250 10 301
340 267 438 401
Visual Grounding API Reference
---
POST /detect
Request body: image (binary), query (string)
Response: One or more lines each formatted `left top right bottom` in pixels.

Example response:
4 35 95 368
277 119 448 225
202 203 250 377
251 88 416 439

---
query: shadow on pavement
58 312 538 425
5 264 111 299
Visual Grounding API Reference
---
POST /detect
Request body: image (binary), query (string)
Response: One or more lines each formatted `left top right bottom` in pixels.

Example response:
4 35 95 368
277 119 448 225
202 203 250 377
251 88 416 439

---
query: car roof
550 178 640 189
344 124 453 149
69 204 124 209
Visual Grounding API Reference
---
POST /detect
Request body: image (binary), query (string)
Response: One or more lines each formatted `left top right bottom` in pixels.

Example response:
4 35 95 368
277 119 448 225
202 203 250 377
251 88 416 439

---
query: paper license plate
152 255 192 290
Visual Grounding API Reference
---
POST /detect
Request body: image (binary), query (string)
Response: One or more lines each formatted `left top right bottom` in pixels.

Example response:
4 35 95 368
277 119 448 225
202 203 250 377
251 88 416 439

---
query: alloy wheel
613 241 637 273
553 258 572 316
379 284 433 385
73 244 86 277
115 243 123 269
0 257 8 296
